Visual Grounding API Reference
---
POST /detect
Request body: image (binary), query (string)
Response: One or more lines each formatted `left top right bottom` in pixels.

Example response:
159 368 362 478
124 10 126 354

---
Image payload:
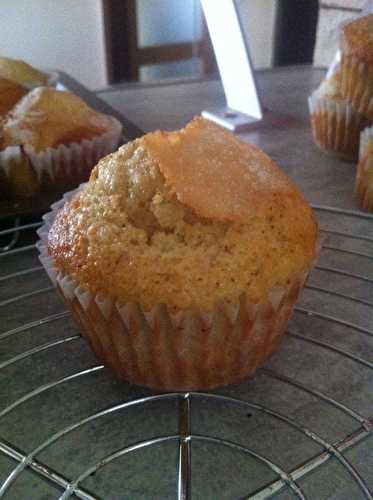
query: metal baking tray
0 203 372 499
0 72 143 222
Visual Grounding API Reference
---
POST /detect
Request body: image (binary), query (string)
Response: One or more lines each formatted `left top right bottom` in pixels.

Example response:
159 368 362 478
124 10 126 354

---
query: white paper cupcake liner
359 124 373 160
0 118 122 198
340 52 373 119
37 186 319 391
308 91 368 161
356 125 373 212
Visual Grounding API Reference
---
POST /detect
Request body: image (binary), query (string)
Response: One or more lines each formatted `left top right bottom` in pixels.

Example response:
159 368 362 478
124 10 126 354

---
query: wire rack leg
178 394 191 500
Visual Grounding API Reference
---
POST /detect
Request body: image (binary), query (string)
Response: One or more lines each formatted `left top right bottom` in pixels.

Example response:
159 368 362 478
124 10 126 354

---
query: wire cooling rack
0 205 372 500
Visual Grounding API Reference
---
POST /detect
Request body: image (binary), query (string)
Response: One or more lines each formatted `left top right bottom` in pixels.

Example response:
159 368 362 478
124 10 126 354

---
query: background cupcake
39 118 319 391
0 87 122 199
309 69 369 161
339 14 373 121
355 125 373 211
0 55 49 89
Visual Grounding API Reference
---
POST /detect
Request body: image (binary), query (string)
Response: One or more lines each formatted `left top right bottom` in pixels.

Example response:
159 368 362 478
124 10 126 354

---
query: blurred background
0 0 365 90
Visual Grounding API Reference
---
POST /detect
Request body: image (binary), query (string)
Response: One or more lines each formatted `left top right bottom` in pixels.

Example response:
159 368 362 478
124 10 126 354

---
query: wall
314 0 365 67
138 0 277 82
236 0 277 68
0 0 107 89
0 0 277 87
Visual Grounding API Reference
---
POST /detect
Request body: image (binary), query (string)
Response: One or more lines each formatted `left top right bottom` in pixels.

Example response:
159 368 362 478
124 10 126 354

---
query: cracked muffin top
48 117 318 312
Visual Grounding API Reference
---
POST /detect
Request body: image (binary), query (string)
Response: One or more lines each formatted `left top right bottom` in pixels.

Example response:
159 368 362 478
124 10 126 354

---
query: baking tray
0 203 372 499
0 71 143 222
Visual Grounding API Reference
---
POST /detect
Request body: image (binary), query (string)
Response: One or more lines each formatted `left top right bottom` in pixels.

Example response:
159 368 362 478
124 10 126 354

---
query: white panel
201 0 262 118
137 0 201 47
236 0 277 69
140 58 202 82
0 0 107 89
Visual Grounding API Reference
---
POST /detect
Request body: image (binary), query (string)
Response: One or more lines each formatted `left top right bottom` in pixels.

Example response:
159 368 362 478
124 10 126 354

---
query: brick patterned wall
313 0 364 67
321 0 365 7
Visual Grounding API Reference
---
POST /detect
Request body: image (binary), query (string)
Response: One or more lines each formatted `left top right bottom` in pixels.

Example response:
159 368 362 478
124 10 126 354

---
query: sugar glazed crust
48 118 318 313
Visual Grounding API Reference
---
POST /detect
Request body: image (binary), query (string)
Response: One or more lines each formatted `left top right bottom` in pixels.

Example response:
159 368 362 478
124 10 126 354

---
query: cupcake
39 118 319 391
340 14 373 120
0 87 122 199
309 69 369 161
355 125 373 211
0 56 49 88
0 77 28 116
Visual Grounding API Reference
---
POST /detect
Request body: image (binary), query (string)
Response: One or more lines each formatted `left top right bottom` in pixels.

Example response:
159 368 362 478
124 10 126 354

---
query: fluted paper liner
308 92 368 162
340 52 373 120
38 186 318 391
355 125 373 212
0 117 122 198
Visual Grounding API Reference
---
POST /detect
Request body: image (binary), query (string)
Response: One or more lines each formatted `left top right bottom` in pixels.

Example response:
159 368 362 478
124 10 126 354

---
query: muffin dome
49 117 318 313
342 14 373 63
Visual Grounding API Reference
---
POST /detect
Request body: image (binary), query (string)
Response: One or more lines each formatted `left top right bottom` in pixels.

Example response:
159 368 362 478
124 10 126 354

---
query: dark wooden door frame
102 0 138 82
273 0 319 66
102 0 216 84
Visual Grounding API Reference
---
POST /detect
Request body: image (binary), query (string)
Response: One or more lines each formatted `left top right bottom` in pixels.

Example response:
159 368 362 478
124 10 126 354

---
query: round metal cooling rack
0 205 372 500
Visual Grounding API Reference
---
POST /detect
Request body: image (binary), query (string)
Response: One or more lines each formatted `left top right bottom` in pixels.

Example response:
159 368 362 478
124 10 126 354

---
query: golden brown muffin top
0 77 28 116
143 118 300 222
342 14 373 63
48 118 318 312
0 56 48 88
0 87 116 152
